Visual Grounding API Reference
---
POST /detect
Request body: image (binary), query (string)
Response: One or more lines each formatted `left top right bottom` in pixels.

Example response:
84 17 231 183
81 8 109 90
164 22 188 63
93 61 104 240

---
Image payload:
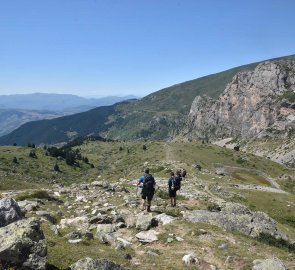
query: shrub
54 163 60 172
207 203 221 212
29 150 37 159
156 189 169 200
256 232 295 252
16 190 53 201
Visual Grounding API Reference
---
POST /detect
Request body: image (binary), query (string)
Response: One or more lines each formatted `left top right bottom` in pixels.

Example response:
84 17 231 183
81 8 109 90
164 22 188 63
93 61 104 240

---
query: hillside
1 140 295 269
1 54 295 145
0 109 66 137
0 105 115 145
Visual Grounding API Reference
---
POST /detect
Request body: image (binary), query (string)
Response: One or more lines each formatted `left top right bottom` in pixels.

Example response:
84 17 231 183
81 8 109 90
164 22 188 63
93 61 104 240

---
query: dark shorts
142 189 154 201
169 189 176 198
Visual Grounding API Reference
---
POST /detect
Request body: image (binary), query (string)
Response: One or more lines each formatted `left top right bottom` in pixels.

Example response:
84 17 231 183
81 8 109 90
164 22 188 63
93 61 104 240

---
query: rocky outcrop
252 257 287 270
0 217 47 270
188 60 295 139
69 257 129 270
183 202 290 241
0 198 23 227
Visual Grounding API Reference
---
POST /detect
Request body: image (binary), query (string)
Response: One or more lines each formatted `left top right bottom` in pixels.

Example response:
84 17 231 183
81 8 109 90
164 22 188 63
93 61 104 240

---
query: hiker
140 168 156 212
175 169 182 192
168 171 177 207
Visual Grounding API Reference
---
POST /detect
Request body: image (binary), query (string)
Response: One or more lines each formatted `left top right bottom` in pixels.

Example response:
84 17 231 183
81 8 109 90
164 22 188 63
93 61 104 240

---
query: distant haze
0 93 137 111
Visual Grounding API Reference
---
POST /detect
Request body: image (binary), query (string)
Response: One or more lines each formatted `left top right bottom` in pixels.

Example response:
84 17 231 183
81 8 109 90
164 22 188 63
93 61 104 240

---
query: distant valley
0 94 136 136
0 55 294 166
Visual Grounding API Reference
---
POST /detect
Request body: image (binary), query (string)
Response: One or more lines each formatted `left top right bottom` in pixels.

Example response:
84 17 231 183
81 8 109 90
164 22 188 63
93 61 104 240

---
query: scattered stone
218 243 229 249
18 200 39 213
136 230 159 243
0 198 23 227
116 237 132 248
215 167 226 176
167 237 174 243
69 239 82 244
36 210 57 224
69 257 129 270
50 224 60 235
136 214 157 231
154 213 175 225
96 224 116 244
147 250 159 257
252 258 287 270
176 236 184 242
182 253 198 265
0 217 47 270
60 216 88 229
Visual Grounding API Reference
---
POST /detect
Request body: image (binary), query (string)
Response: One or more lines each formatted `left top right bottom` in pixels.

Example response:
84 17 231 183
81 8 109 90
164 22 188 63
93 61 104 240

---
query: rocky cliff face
187 60 295 139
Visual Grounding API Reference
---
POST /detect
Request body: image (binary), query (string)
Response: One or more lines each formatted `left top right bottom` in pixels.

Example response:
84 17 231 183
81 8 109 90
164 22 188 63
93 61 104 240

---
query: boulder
60 216 89 229
135 230 158 243
0 217 47 270
136 214 157 231
182 253 198 265
96 224 116 244
154 213 175 225
18 200 39 213
183 202 290 241
215 167 226 176
0 198 23 227
70 257 129 270
252 258 287 270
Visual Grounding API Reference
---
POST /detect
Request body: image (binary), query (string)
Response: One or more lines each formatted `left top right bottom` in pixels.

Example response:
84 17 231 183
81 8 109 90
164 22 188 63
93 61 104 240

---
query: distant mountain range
0 93 137 111
0 54 294 146
0 94 136 136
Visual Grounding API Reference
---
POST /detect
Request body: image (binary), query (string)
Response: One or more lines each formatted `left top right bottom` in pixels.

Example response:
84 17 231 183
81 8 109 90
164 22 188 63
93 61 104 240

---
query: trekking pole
135 185 139 208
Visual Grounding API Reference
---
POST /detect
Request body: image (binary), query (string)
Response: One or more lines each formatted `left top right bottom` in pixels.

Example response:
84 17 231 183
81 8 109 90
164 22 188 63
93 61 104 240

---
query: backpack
143 174 155 191
174 175 182 191
169 177 176 190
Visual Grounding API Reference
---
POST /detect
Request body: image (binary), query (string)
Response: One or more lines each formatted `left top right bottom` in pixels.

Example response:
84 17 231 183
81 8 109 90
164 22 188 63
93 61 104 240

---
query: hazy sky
1 0 295 97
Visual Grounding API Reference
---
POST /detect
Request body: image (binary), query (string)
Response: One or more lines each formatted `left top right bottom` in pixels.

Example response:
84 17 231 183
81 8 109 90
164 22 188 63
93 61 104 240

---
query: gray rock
96 224 116 244
18 200 39 213
252 258 287 270
154 213 175 225
215 167 226 176
0 217 47 270
135 230 158 243
136 214 157 231
120 210 136 228
36 210 57 224
187 60 295 140
183 202 290 241
68 239 82 244
0 198 23 227
69 257 129 270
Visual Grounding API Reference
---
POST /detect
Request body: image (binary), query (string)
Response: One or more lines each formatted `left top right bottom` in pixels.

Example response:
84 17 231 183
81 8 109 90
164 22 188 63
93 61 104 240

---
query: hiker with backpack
140 168 156 212
168 170 182 207
168 171 177 207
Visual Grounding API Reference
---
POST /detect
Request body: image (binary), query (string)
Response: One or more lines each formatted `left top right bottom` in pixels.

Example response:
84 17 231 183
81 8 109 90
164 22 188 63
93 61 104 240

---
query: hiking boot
147 206 151 212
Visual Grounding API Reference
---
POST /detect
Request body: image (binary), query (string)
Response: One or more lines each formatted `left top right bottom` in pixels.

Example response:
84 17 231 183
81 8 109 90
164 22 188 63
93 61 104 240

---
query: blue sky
0 0 295 97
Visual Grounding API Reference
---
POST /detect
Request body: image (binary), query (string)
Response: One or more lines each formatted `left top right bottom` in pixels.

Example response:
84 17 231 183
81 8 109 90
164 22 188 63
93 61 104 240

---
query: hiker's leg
170 197 173 207
173 196 176 207
141 199 146 210
147 200 151 212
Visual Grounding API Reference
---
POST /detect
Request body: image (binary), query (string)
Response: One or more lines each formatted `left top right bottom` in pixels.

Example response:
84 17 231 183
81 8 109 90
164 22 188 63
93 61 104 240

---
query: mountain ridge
1 54 295 146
